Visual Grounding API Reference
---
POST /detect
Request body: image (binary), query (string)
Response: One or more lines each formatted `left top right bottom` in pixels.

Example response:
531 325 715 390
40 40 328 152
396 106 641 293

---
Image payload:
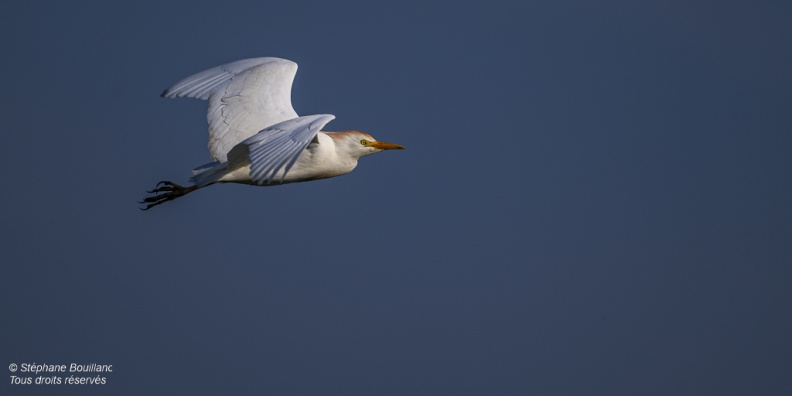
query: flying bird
141 57 404 210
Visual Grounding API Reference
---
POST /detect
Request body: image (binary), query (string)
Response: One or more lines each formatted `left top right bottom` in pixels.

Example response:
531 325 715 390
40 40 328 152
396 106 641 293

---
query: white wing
162 57 299 162
227 114 335 185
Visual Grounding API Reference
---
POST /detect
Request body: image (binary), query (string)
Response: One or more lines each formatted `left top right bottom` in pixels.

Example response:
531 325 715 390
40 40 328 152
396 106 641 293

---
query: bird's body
199 130 381 186
141 57 403 210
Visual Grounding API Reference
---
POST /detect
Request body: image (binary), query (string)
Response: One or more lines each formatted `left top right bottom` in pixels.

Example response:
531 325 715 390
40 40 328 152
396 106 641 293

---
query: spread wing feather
229 114 335 185
161 57 299 162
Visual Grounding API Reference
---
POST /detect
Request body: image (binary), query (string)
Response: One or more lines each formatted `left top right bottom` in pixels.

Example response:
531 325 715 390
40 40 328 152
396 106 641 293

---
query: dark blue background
2 1 791 395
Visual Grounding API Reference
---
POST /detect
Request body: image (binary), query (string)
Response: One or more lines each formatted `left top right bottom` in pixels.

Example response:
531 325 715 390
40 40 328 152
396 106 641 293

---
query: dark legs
139 181 199 210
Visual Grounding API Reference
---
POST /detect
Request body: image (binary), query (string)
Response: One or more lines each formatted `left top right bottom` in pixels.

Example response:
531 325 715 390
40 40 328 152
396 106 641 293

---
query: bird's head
333 130 405 159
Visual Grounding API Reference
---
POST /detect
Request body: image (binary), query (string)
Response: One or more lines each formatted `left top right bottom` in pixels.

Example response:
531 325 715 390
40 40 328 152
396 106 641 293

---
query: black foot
139 181 197 210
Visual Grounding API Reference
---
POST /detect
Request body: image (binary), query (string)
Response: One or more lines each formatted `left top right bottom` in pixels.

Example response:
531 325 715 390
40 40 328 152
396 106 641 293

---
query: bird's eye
360 139 369 145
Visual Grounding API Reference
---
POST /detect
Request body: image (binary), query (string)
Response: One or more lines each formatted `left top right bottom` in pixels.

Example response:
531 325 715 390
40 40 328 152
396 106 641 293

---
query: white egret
141 57 404 210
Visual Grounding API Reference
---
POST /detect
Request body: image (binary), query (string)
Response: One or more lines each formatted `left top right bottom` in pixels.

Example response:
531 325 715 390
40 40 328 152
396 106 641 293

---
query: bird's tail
190 161 228 187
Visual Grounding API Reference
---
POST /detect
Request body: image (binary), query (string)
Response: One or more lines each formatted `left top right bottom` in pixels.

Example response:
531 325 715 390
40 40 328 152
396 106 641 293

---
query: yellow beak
370 141 405 150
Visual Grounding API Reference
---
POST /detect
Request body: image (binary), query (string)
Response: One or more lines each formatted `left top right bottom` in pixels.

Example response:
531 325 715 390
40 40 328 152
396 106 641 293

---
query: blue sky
2 1 791 395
